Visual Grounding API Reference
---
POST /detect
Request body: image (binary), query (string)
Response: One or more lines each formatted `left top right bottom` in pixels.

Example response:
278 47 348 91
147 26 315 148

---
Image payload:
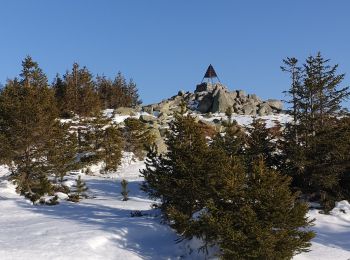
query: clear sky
1 0 350 105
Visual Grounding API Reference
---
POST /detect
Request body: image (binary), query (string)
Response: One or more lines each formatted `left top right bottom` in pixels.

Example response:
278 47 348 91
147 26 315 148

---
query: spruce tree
212 111 245 159
141 112 209 232
281 53 350 206
197 159 314 260
244 118 280 169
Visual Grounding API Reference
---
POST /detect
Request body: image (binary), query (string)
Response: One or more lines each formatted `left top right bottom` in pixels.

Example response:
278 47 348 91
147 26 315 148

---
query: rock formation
142 82 283 116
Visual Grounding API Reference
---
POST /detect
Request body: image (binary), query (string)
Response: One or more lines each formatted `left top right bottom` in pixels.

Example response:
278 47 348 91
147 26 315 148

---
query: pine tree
121 179 129 201
281 53 350 206
0 56 58 195
80 114 109 165
244 118 280 169
52 74 68 117
198 159 314 259
46 121 78 183
212 112 245 159
141 112 209 232
96 72 141 109
126 79 142 107
100 125 123 172
62 63 101 116
96 75 113 109
69 175 88 202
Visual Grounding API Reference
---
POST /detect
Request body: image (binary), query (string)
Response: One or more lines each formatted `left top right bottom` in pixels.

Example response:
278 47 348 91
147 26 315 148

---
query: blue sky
1 1 350 105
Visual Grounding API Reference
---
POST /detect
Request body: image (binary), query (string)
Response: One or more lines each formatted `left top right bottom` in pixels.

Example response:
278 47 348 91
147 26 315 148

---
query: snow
198 112 293 128
1 120 350 259
0 160 204 260
293 201 350 260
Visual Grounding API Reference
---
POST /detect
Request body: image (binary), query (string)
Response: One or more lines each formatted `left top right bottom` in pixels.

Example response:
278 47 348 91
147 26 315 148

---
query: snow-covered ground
1 162 350 259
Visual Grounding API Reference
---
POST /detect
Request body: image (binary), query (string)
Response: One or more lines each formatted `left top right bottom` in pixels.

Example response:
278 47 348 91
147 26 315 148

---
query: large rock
115 107 136 116
248 94 262 103
258 103 273 116
197 94 213 113
195 82 228 93
242 104 256 115
149 128 167 154
140 114 157 123
237 90 246 98
211 89 235 113
267 99 283 111
142 105 153 114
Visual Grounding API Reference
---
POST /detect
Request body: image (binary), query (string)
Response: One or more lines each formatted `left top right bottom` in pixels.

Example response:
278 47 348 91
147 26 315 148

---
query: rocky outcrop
142 82 283 116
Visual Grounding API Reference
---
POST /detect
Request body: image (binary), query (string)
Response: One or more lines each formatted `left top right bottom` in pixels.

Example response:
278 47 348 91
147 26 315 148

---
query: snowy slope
0 162 196 260
1 160 350 259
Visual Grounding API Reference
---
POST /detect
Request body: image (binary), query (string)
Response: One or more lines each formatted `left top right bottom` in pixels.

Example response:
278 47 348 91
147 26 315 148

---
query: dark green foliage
212 118 245 158
0 56 58 195
101 125 123 172
54 63 101 117
96 72 141 109
244 118 280 170
200 159 314 260
281 53 350 208
47 121 78 183
121 179 129 201
123 118 155 159
141 113 209 232
141 111 314 259
73 175 88 200
80 114 123 172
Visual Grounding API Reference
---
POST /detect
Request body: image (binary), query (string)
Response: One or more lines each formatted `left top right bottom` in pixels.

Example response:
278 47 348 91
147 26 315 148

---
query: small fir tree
74 175 88 200
197 159 314 259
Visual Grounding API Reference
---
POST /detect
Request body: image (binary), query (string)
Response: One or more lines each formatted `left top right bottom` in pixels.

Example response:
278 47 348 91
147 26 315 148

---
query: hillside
1 154 350 260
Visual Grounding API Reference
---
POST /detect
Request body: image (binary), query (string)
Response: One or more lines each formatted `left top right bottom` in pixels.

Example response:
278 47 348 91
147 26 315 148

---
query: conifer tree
126 79 142 107
141 112 209 231
80 114 109 164
0 56 58 195
96 72 141 109
96 75 113 109
62 63 101 116
100 125 123 172
52 74 68 117
281 53 350 205
123 118 155 159
205 159 314 259
244 118 280 169
212 108 245 159
46 121 78 183
70 175 88 201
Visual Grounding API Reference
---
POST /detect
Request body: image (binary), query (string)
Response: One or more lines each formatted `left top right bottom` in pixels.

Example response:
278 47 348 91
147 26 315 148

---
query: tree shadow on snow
16 178 183 259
